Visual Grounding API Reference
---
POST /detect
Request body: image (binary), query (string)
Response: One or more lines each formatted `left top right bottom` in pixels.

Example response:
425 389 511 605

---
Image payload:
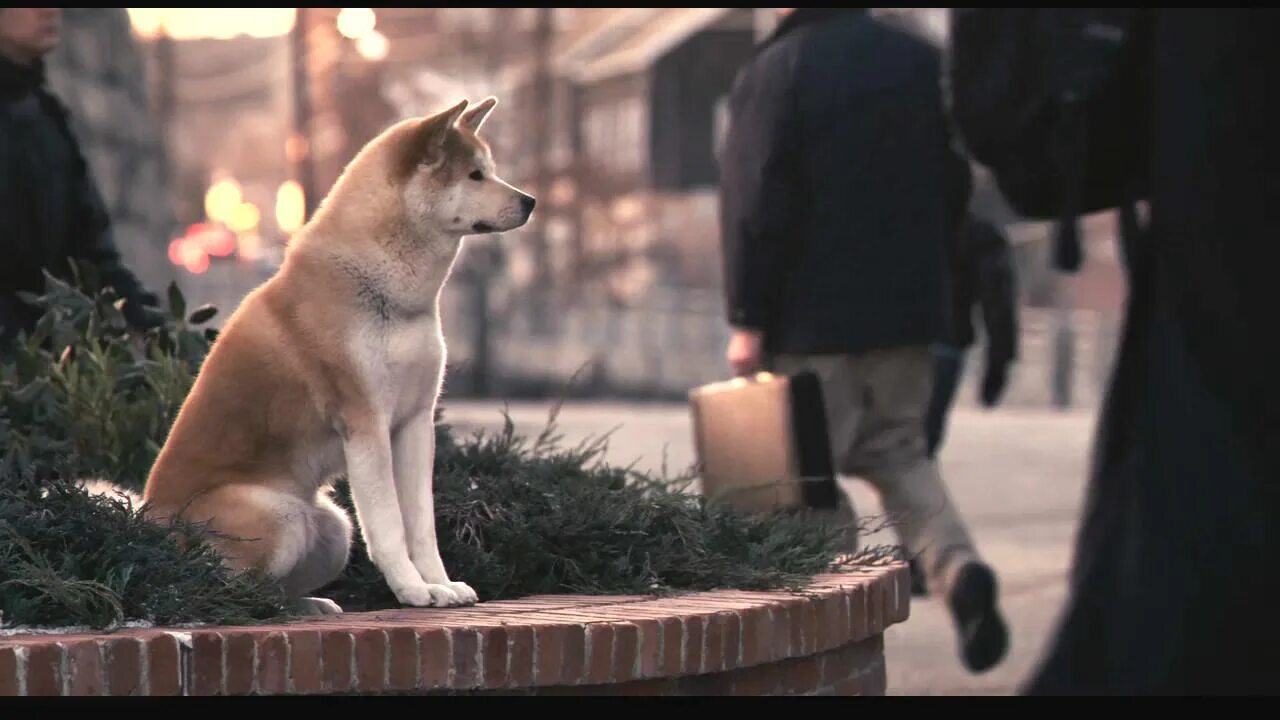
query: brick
104 637 141 697
25 643 62 696
0 586 898 698
0 646 19 696
480 627 508 690
680 672 735 696
418 629 451 690
560 624 586 686
782 601 804 659
287 630 322 694
867 579 885 635
729 663 782 696
722 612 742 670
507 626 534 689
223 633 256 696
780 656 821 696
243 630 284 691
861 657 887 696
833 677 862 696
683 616 704 675
531 625 565 687
321 631 354 694
702 613 724 674
528 595 650 606
387 628 420 692
821 643 858 687
800 599 820 656
147 634 182 697
63 640 103 696
741 607 769 666
451 629 481 689
190 633 223 696
585 624 615 686
810 686 837 697
821 593 849 652
607 678 678 696
662 618 683 677
353 629 388 693
847 586 869 642
772 604 793 662
612 622 639 683
635 619 661 679
890 566 911 624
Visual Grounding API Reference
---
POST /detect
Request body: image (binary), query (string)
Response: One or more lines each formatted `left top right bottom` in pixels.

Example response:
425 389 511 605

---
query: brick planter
0 564 909 696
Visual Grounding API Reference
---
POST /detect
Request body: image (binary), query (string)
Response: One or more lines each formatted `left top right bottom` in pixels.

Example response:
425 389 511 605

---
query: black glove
980 363 1009 408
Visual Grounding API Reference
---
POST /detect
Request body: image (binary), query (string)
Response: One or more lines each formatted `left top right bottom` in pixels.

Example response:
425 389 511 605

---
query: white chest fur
351 313 447 429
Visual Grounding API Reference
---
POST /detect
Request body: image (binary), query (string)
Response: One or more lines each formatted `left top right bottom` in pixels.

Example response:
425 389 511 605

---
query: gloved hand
980 362 1009 408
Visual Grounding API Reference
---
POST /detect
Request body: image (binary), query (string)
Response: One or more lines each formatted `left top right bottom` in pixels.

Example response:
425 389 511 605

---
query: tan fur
93 98 534 614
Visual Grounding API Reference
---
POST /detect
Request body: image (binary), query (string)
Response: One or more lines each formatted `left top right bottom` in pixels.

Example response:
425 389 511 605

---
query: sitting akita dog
90 98 534 614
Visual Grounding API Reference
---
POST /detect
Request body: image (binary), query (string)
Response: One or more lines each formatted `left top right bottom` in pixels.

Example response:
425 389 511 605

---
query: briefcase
688 371 839 514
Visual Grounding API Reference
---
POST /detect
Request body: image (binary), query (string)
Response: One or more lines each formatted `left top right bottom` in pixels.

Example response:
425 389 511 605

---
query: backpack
946 9 1150 272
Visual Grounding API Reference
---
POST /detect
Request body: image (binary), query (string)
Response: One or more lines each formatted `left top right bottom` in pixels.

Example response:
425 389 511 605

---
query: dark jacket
0 55 155 348
945 216 1018 368
718 8 972 355
1022 9 1280 695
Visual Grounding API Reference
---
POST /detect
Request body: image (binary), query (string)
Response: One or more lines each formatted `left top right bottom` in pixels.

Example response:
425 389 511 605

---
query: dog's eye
469 170 484 182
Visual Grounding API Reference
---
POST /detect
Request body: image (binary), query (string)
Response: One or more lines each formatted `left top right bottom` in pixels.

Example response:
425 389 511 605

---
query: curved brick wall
0 564 909 696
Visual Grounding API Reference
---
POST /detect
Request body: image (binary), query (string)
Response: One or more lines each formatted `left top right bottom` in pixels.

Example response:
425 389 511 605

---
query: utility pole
528 6 556 334
290 7 318 221
152 27 175 138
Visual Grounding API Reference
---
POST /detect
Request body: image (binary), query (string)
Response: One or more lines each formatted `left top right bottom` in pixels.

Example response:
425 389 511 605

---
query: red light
178 238 210 275
202 230 237 258
183 252 210 275
168 238 186 265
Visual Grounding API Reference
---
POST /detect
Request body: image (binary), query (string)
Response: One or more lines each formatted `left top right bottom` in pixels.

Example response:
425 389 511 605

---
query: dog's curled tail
78 479 144 509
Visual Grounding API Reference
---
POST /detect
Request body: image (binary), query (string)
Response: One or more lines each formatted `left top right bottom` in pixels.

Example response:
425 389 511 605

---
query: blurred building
111 7 1125 407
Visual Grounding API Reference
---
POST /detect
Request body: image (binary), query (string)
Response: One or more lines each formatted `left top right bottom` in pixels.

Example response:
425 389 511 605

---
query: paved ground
443 399 1099 696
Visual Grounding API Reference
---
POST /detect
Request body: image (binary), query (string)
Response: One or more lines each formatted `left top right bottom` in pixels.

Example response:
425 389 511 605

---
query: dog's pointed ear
406 99 469 170
459 96 498 134
437 98 470 129
401 99 468 172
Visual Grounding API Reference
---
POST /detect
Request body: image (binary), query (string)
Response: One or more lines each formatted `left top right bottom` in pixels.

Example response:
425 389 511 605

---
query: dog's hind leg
280 491 354 615
181 484 353 615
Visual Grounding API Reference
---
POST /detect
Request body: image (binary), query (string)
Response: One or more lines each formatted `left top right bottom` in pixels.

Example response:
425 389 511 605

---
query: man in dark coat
1018 9 1280 694
926 214 1019 458
0 7 159 352
718 7 1008 674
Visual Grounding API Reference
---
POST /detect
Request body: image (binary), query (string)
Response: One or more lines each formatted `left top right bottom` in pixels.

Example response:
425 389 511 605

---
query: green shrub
1 273 885 630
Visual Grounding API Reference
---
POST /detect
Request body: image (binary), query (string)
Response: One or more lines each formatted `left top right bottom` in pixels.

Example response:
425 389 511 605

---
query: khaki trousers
772 346 982 597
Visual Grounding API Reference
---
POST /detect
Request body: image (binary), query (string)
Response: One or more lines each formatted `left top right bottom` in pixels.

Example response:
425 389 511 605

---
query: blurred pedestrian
719 7 1008 674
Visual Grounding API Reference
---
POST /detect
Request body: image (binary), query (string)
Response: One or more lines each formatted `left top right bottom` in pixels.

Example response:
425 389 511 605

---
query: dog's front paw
393 581 476 608
440 581 478 606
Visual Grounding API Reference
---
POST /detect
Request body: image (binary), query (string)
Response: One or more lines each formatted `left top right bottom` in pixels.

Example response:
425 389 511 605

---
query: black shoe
947 562 1009 674
909 556 928 597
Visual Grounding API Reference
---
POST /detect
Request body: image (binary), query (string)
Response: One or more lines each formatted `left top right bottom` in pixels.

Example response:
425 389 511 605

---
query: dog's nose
520 194 536 216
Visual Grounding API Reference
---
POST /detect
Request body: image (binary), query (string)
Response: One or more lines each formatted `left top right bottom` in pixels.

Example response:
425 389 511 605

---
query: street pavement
443 398 1099 696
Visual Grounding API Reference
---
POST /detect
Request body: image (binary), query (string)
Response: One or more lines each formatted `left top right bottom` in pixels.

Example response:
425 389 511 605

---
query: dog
86 97 534 615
